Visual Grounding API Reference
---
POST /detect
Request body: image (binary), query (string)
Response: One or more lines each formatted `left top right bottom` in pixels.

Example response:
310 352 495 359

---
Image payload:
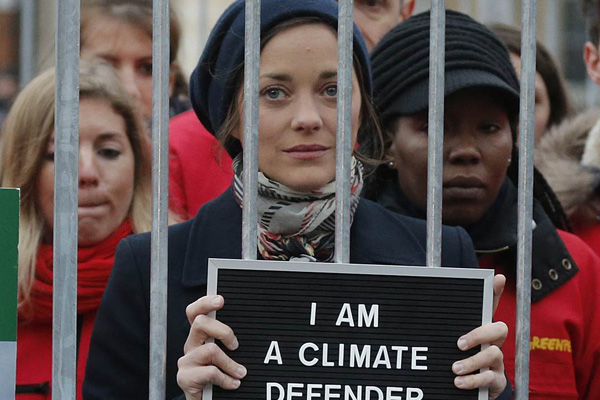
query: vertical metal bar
334 0 354 264
198 0 209 53
52 0 79 398
19 0 36 88
426 0 445 268
149 0 170 398
242 0 260 260
515 1 536 398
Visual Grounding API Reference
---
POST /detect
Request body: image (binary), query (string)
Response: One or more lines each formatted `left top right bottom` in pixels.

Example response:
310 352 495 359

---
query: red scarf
22 220 133 322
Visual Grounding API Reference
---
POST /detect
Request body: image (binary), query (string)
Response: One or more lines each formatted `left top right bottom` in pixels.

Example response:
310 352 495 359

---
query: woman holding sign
0 62 157 399
367 10 600 399
84 1 510 399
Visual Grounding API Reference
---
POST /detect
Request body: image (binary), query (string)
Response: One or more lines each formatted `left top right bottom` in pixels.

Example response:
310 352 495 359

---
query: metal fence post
335 0 354 264
427 0 445 268
52 0 80 398
242 0 260 261
515 0 537 398
198 0 209 54
19 0 36 89
149 0 170 398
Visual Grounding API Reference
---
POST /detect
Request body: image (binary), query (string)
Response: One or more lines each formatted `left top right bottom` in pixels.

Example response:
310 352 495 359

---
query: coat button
562 258 572 270
532 279 543 290
549 269 559 281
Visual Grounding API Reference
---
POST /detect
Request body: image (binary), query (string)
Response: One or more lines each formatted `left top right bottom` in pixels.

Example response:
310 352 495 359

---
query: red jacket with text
481 230 600 399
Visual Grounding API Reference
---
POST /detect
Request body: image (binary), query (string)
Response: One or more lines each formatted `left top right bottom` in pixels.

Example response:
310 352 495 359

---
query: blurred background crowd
0 0 596 129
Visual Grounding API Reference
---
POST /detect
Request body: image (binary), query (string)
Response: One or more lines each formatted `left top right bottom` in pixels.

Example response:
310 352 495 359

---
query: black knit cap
371 9 520 126
189 0 372 157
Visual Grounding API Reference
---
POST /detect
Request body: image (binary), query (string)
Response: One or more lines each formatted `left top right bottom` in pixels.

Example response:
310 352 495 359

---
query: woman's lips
284 144 330 160
78 202 109 217
443 177 485 200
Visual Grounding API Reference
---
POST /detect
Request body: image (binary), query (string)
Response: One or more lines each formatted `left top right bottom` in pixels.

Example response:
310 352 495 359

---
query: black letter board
204 259 493 400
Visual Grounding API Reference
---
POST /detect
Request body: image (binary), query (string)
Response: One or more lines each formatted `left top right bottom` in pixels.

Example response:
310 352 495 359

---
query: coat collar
180 189 413 287
467 179 579 302
376 176 579 302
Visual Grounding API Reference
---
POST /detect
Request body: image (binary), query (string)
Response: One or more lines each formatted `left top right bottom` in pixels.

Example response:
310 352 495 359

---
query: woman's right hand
177 295 248 400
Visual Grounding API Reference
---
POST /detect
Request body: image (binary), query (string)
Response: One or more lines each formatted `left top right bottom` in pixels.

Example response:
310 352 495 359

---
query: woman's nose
117 66 142 101
291 95 323 132
447 134 481 165
79 154 99 187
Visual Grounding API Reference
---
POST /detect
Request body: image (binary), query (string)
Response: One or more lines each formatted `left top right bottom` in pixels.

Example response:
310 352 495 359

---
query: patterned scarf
233 155 363 262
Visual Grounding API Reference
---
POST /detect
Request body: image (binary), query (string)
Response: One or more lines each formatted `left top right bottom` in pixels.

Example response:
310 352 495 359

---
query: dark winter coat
82 187 508 400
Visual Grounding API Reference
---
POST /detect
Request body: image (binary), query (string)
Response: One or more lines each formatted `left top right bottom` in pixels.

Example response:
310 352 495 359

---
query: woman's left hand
452 321 508 399
452 273 508 399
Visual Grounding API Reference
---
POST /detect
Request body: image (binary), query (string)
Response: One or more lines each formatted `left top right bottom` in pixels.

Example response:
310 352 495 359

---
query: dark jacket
375 177 579 302
83 187 503 400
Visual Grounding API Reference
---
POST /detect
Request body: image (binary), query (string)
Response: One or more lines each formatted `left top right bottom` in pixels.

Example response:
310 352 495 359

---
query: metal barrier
149 0 171 399
335 0 354 263
19 0 36 89
43 0 538 398
427 0 445 268
52 0 80 399
515 1 537 399
242 0 260 261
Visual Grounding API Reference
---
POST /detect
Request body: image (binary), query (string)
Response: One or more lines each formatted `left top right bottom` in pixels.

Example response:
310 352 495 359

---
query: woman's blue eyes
263 85 338 100
324 85 338 97
266 88 285 100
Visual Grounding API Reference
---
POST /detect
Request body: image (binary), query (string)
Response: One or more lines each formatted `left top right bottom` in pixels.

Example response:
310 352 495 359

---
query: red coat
169 110 233 220
573 223 600 258
16 312 96 400
481 231 600 399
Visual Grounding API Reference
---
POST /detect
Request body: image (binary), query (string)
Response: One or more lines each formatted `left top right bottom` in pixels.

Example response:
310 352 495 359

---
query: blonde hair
0 61 154 309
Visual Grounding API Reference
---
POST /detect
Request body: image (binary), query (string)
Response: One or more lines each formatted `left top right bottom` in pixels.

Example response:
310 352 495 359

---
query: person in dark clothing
368 10 600 399
83 1 510 399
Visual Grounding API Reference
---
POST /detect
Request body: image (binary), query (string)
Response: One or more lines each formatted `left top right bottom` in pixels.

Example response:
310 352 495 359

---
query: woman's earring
388 160 396 169
507 158 512 165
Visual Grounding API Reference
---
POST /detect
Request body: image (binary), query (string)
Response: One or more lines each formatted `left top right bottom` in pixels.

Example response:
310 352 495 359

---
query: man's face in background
351 0 416 51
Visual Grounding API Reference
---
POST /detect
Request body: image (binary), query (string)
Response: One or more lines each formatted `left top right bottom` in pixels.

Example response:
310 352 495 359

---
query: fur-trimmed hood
535 109 600 224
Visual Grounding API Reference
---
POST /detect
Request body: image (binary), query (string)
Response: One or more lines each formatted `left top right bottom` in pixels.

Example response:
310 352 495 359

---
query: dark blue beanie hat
190 0 372 157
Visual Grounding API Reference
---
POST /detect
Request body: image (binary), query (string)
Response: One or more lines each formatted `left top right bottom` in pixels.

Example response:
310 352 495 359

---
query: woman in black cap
84 2 510 399
369 10 600 399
